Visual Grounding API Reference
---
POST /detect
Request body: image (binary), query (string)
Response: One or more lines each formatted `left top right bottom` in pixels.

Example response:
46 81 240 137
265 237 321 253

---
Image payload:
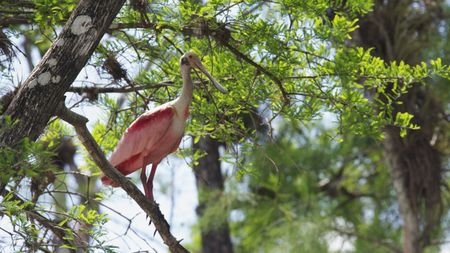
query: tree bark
193 136 234 253
353 1 445 252
0 0 126 146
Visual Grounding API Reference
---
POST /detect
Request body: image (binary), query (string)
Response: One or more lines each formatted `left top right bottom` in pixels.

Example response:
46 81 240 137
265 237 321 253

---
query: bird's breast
171 112 187 135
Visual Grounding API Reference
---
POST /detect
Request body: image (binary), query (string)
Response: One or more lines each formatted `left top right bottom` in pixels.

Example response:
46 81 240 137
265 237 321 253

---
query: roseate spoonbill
101 51 227 200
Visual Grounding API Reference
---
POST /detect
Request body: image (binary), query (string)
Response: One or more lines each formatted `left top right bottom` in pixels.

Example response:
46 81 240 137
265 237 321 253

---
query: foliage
0 117 114 252
33 0 76 29
84 0 450 147
0 136 55 185
1 192 116 252
223 122 401 252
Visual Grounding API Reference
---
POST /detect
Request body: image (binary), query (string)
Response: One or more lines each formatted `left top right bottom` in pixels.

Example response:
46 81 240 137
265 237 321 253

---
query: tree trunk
383 92 443 253
354 1 445 252
0 0 126 146
193 136 234 253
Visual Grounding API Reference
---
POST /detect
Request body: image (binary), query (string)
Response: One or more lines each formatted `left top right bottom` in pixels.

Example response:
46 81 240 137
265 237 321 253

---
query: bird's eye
188 55 193 59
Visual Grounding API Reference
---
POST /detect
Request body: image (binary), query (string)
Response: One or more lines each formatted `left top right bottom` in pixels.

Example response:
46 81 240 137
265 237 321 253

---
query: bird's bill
193 60 228 94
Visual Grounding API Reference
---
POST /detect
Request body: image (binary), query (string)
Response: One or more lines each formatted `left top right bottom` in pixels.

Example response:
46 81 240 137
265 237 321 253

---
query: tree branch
0 189 75 248
220 41 290 103
2 0 36 9
330 226 402 253
107 22 176 32
67 78 235 95
0 16 32 26
55 103 189 253
67 81 174 94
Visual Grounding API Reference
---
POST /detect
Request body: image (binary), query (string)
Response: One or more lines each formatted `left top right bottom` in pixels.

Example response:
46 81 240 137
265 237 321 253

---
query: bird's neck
175 66 194 114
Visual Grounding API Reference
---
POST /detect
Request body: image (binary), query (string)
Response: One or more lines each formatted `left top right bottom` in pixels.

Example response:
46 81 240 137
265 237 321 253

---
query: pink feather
101 104 175 186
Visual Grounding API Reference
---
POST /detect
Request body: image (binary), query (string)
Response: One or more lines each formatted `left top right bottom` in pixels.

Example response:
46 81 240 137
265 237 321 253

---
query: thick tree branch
0 0 126 146
55 104 189 253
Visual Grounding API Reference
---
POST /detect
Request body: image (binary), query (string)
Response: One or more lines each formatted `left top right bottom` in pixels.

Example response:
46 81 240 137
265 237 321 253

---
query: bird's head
180 51 228 93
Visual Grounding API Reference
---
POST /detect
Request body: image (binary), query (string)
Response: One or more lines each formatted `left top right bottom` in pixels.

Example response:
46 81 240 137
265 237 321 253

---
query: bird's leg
140 165 152 223
146 162 159 201
141 163 159 224
140 166 149 198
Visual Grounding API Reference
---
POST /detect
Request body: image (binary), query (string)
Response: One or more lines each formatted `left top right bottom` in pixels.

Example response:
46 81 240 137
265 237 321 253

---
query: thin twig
0 189 75 248
107 22 176 32
67 81 174 94
330 226 402 253
221 41 290 103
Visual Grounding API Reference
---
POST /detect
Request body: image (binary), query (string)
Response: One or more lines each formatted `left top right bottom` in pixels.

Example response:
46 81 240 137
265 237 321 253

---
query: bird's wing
109 105 175 167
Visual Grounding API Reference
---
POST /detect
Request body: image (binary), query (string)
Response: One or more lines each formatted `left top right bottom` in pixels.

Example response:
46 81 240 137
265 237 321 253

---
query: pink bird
101 51 227 200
